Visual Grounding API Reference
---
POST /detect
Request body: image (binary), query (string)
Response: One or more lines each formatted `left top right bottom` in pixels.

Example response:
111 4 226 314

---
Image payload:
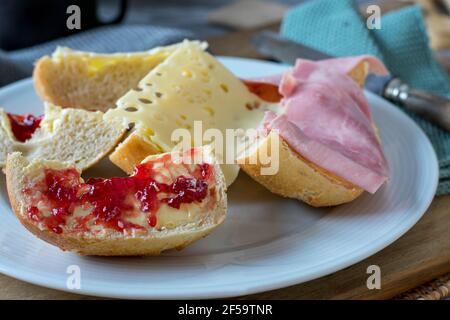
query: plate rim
0 57 439 299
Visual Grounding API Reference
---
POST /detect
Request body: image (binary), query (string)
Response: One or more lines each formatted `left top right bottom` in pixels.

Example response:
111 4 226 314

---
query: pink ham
261 56 389 193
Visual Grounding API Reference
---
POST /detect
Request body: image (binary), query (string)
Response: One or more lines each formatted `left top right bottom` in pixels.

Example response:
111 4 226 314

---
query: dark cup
0 0 127 50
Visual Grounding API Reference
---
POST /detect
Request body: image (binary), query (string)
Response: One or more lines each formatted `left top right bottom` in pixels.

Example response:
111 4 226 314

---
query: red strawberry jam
7 113 43 142
25 160 213 234
243 80 282 103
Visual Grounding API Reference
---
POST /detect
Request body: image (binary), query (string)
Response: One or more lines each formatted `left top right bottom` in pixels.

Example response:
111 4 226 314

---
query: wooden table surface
1 19 450 300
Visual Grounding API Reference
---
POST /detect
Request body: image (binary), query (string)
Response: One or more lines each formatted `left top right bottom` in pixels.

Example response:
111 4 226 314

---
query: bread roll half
6 147 226 256
0 104 126 170
33 45 180 112
238 60 380 207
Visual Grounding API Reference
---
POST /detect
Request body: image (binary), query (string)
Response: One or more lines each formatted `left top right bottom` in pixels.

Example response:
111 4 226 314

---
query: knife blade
252 31 450 132
252 31 331 62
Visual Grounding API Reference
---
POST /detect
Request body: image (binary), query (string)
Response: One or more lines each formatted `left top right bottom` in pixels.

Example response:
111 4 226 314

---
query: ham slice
261 56 389 193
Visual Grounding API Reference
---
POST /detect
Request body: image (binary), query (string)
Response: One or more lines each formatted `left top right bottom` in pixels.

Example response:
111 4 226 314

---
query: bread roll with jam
6 146 226 256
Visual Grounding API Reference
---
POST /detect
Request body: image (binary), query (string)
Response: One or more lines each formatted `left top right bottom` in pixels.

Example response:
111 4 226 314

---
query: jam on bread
7 113 43 142
22 150 218 235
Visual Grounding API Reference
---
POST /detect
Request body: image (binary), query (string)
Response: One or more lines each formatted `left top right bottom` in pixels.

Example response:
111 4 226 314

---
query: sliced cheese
106 40 271 185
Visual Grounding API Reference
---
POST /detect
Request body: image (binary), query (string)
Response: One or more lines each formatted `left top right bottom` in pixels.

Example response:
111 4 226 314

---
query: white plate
0 57 438 299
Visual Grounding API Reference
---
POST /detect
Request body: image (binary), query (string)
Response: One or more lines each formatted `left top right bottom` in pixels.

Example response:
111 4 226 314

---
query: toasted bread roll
0 104 126 170
6 147 226 256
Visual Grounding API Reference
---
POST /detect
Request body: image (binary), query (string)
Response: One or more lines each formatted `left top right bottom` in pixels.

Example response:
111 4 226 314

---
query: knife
253 31 450 132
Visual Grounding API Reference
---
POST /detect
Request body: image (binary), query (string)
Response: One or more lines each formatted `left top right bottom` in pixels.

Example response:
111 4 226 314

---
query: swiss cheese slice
106 40 270 186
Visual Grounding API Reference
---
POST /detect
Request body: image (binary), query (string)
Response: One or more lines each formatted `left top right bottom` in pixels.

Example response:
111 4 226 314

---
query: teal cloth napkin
281 0 450 195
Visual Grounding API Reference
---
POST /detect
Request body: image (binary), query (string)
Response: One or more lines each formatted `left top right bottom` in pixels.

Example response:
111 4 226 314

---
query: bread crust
6 152 227 256
239 132 363 207
33 58 67 109
347 60 369 87
109 131 161 174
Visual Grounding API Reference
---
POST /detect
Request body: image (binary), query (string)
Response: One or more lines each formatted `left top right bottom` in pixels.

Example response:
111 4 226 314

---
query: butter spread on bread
6 146 226 256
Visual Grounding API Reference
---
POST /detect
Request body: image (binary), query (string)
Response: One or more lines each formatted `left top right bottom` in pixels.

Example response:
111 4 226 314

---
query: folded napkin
281 0 450 195
0 25 193 87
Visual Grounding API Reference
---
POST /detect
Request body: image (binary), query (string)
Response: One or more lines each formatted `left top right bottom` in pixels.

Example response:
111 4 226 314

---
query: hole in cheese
138 98 153 104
